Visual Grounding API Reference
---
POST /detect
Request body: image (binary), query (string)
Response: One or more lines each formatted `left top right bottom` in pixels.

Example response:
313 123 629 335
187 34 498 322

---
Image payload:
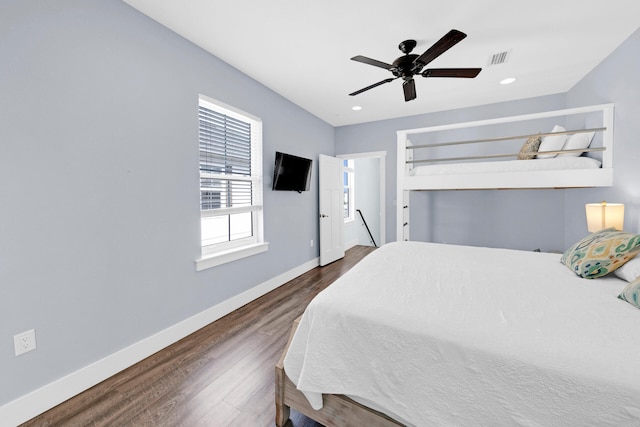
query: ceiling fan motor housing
392 54 423 79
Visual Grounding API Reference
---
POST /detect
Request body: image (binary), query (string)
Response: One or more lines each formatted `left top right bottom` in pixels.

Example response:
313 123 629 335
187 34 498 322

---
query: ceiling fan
349 29 481 102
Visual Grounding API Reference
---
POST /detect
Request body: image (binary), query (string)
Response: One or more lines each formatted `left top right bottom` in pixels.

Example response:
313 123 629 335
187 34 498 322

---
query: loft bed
275 240 640 427
396 103 614 241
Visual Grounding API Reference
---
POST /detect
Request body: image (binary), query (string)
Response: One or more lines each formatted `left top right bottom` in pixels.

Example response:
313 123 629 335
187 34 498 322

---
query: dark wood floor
22 245 376 427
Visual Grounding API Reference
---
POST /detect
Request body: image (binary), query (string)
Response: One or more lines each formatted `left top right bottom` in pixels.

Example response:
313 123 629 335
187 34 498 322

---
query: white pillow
615 255 640 282
558 131 595 157
537 125 567 159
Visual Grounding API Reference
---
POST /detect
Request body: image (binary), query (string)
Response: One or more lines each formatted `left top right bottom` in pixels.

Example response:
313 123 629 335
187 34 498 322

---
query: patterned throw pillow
561 228 640 279
618 276 640 309
517 136 542 160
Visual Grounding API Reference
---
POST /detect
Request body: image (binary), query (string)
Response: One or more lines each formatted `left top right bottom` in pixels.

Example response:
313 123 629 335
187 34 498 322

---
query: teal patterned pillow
561 229 640 279
618 277 640 309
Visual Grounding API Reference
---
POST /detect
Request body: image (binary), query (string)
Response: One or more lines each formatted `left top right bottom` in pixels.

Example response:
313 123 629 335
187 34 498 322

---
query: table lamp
585 201 624 232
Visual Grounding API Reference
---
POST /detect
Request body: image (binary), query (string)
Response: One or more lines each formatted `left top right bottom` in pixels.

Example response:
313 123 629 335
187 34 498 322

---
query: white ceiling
123 0 640 127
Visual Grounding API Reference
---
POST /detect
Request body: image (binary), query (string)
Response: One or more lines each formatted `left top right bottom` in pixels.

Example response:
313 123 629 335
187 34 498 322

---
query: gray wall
563 27 640 246
336 94 568 251
0 1 332 405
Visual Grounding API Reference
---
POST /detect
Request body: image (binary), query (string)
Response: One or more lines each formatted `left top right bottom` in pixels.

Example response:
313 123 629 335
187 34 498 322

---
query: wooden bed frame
275 317 405 427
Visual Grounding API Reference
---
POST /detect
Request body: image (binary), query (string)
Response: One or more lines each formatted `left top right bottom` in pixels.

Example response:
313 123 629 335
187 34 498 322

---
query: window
196 95 267 271
343 159 354 222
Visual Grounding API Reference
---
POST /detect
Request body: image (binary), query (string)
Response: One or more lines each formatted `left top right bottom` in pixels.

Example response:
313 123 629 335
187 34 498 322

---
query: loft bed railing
407 127 607 164
395 103 615 242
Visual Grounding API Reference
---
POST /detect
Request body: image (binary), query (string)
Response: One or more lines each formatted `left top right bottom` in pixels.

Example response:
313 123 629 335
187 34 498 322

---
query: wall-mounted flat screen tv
272 151 312 192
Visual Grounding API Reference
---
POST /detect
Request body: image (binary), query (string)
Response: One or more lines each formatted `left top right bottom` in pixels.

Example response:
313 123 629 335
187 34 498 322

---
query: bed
276 239 640 427
396 104 614 241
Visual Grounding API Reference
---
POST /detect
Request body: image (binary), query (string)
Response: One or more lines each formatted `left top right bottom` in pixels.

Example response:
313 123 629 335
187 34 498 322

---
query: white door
319 154 345 266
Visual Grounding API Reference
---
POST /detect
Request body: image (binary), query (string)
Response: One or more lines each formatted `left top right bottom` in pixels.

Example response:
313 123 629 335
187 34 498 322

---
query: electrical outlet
14 329 36 356
310 239 314 247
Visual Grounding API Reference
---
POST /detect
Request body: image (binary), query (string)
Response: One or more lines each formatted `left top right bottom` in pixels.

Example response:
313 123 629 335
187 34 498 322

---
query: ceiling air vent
488 50 511 66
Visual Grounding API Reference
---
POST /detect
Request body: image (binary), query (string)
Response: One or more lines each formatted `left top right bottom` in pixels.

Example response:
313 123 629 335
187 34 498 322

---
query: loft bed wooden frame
275 317 405 427
396 103 615 241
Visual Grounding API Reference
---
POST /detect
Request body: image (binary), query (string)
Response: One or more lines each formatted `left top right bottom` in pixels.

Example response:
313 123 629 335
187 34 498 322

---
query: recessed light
500 77 516 85
352 106 362 111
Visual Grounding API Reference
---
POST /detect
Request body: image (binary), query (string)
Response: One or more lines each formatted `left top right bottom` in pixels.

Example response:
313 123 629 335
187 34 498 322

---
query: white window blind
198 96 263 258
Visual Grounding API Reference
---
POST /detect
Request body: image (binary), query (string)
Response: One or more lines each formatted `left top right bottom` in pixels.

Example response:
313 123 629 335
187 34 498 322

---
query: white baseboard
0 257 319 427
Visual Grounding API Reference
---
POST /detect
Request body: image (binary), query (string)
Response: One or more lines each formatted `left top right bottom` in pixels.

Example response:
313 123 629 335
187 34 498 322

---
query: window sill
195 242 269 271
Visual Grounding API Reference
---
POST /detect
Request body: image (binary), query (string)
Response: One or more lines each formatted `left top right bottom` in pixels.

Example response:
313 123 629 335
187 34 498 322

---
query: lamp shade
585 202 624 232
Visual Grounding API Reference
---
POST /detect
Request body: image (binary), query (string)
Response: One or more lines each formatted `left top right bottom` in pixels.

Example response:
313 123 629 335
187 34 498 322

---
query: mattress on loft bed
410 156 601 176
283 241 640 427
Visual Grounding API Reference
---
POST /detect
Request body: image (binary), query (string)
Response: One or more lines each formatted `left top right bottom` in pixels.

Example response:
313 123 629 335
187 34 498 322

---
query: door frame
336 151 386 247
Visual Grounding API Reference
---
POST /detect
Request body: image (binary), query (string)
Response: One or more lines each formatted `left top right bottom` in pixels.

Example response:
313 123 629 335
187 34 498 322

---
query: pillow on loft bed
517 135 542 160
561 228 640 279
558 131 596 157
537 125 568 159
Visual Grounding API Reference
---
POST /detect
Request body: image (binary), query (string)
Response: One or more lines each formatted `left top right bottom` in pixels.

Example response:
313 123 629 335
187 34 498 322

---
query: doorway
337 151 386 249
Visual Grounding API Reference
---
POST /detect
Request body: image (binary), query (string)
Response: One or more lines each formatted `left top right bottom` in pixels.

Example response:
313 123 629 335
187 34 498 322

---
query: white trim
402 168 613 190
338 150 387 160
397 103 614 135
201 205 260 218
0 256 319 426
379 154 386 246
196 242 269 271
397 134 409 242
198 94 265 266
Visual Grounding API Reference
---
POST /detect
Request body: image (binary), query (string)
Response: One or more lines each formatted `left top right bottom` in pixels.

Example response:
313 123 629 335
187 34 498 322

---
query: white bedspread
410 156 601 176
283 241 640 426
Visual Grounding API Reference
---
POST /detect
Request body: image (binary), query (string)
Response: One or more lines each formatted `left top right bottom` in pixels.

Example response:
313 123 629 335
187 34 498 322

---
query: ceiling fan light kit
349 29 482 102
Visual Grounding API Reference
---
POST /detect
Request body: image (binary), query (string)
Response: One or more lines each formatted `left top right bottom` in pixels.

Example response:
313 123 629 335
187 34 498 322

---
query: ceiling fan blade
414 29 467 67
403 79 416 102
349 78 396 96
351 55 394 70
422 68 482 78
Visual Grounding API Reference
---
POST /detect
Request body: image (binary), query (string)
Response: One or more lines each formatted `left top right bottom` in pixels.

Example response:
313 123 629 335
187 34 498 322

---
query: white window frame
343 159 355 223
196 95 268 271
